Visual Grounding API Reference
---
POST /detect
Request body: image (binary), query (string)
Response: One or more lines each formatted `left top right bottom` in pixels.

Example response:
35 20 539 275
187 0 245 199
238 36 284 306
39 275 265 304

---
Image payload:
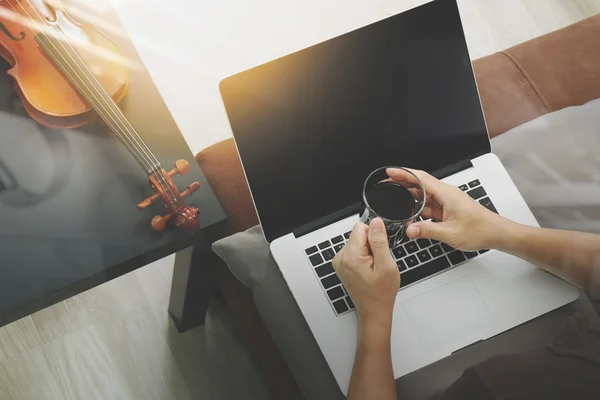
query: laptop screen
220 0 490 242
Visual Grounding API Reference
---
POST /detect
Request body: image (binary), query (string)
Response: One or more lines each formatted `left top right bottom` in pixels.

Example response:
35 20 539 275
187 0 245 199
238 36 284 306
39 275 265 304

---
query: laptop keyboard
305 179 498 317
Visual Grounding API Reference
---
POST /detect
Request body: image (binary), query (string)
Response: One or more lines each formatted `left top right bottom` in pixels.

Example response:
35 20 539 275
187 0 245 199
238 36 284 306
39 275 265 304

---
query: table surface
0 1 226 328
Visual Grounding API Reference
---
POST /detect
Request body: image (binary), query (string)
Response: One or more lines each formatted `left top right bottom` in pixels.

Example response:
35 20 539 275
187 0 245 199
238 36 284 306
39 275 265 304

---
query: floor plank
0 346 63 400
92 316 194 400
0 317 43 363
41 326 133 400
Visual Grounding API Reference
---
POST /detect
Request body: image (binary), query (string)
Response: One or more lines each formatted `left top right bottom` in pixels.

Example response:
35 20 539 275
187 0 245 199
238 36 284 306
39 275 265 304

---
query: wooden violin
0 0 200 232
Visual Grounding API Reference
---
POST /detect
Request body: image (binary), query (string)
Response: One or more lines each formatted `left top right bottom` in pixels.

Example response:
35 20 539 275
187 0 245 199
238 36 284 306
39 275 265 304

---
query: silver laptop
219 0 578 394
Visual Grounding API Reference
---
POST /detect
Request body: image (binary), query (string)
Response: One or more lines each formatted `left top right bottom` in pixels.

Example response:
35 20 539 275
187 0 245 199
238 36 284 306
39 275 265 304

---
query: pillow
493 98 600 233
213 228 345 400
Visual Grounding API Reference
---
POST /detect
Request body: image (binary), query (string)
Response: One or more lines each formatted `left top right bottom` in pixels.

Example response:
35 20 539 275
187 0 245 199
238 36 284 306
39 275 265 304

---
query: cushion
213 226 345 400
213 98 600 399
493 98 600 234
474 14 600 139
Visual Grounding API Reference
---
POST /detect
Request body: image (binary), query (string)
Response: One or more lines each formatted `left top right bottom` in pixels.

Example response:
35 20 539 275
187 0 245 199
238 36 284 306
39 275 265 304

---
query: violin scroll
138 159 201 233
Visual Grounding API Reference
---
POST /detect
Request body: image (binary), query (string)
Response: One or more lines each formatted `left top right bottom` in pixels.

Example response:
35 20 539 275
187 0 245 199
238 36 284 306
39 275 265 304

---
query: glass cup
359 166 426 248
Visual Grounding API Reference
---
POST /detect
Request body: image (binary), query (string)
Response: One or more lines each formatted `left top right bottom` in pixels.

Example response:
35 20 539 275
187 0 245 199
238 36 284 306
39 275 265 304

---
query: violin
0 0 200 232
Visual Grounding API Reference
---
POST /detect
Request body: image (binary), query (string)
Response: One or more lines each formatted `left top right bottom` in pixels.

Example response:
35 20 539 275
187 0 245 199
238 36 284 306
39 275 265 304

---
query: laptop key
333 243 344 253
401 256 451 287
392 246 407 260
405 242 419 254
309 253 323 266
321 274 341 289
344 231 351 239
479 197 498 214
405 255 419 268
464 251 478 259
318 240 331 250
305 246 318 255
441 243 454 253
315 262 334 278
331 235 344 244
417 239 431 249
467 186 486 200
333 299 349 314
322 248 335 261
429 245 443 258
459 184 469 191
468 179 480 188
346 296 355 309
327 286 345 301
417 250 432 263
447 251 466 265
397 259 407 272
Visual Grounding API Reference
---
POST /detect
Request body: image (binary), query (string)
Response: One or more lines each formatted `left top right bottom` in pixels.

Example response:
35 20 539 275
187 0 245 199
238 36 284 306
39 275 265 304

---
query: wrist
488 216 525 252
358 311 393 345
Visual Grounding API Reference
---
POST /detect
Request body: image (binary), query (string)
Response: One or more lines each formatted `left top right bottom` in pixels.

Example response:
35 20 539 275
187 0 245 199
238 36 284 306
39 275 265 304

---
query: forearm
348 314 397 400
493 220 600 296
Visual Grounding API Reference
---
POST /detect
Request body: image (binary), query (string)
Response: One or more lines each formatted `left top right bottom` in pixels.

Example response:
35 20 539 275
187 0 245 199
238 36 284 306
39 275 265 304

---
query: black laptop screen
219 0 490 242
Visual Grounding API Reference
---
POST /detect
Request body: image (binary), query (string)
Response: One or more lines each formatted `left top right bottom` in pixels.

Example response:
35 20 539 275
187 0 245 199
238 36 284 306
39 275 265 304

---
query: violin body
0 0 128 128
0 0 200 232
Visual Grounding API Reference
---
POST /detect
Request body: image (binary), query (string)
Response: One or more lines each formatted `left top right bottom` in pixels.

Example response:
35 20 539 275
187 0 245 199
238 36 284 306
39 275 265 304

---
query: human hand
332 218 400 323
387 168 513 251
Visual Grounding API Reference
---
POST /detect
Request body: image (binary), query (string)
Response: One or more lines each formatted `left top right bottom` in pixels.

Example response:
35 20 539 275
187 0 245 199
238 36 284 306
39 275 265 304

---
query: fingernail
370 218 384 233
407 225 420 237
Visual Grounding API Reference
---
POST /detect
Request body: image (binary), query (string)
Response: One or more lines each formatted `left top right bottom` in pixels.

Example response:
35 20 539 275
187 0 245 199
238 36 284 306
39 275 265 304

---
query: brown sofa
197 14 600 399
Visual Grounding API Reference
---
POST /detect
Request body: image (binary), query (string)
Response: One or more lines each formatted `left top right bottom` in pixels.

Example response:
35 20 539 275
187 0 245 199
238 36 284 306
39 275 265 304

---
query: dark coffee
366 182 415 220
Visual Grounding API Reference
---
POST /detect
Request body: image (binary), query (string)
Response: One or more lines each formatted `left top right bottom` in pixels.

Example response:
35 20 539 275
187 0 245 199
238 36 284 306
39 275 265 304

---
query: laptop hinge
432 159 473 180
293 202 362 239
293 159 474 239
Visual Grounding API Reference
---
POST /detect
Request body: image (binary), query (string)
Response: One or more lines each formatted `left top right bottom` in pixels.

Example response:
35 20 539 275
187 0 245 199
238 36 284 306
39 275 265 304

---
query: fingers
406 220 449 242
333 222 368 271
387 168 448 207
346 222 369 249
420 204 444 222
367 218 393 265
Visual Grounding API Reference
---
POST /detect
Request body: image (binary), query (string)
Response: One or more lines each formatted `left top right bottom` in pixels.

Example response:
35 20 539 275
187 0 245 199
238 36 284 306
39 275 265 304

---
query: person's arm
350 312 396 400
333 220 399 400
389 168 600 297
495 222 600 297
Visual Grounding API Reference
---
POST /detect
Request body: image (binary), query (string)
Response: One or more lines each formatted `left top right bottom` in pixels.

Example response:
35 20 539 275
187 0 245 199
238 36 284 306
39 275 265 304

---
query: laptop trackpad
402 276 494 348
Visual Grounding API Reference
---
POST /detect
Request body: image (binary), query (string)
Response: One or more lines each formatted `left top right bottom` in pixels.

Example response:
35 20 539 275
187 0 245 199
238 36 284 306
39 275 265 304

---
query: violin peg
137 192 161 209
181 182 201 198
152 213 172 231
168 159 190 177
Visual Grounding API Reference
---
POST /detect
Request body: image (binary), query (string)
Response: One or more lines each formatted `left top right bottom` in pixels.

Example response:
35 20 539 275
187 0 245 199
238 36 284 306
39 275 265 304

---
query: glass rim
362 166 427 223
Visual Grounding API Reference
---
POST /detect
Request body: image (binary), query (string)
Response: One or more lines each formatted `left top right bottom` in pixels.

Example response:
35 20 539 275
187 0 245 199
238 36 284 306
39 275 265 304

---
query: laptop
219 0 578 393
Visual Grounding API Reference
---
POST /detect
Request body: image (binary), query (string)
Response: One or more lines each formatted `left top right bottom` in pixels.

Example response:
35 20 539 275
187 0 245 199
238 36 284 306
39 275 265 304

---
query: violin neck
35 30 161 176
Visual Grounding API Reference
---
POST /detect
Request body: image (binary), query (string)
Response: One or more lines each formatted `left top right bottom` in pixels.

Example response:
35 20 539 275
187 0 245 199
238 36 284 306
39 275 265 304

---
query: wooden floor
2 1 600 399
0 256 269 400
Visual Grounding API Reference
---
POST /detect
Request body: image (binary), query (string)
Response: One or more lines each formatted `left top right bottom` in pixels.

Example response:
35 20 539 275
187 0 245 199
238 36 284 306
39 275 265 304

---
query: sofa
196 14 600 399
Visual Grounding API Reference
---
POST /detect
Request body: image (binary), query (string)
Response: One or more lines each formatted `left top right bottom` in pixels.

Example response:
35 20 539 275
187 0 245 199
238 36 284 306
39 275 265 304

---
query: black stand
168 220 228 332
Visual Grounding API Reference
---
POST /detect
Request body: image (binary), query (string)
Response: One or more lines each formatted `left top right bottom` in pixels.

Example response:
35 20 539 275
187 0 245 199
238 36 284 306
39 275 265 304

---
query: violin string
14 1 156 172
9 0 159 173
11 1 180 204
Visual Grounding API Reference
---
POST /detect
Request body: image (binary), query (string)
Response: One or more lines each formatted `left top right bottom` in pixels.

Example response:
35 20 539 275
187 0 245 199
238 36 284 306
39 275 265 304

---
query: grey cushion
213 98 600 400
493 98 600 234
213 226 344 400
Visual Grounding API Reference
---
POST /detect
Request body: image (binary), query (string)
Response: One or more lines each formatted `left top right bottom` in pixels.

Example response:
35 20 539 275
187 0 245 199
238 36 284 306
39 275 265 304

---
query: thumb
368 218 393 262
406 221 448 242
